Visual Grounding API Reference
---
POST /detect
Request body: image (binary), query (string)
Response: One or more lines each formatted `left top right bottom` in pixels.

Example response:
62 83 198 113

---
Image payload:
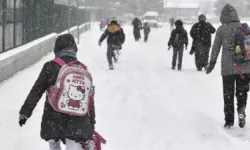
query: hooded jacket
190 15 216 48
168 21 188 48
143 23 151 35
99 23 125 45
209 4 250 75
19 48 96 142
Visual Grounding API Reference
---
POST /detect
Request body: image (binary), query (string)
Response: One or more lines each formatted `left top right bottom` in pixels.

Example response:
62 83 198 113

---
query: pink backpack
83 130 107 150
47 57 93 116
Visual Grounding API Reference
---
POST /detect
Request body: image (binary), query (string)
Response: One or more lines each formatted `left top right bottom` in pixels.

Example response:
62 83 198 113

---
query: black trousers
195 44 210 69
107 44 115 66
222 74 250 123
144 34 149 42
133 28 141 41
172 47 184 69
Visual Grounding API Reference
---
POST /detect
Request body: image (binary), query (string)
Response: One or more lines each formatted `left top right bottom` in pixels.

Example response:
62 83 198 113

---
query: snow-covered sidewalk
0 24 249 150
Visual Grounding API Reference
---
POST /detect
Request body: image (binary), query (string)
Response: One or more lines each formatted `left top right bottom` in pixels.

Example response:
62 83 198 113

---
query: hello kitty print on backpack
47 57 93 116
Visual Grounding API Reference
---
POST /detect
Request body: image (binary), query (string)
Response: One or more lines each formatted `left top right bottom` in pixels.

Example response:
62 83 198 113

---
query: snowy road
0 23 250 150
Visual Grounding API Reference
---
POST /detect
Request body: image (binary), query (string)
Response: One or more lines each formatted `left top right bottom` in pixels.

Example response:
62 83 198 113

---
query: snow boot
238 114 246 128
238 106 246 128
224 122 234 129
197 68 202 71
109 64 114 70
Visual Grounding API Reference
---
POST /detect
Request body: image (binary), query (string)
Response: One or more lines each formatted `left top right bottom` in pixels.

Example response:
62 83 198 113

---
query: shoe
178 67 181 71
84 140 96 150
197 68 202 71
224 122 234 129
238 106 246 128
172 66 175 70
109 64 114 70
238 114 246 128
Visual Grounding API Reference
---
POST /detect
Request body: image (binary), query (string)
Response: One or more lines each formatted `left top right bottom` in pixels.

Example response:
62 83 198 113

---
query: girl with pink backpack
18 34 106 150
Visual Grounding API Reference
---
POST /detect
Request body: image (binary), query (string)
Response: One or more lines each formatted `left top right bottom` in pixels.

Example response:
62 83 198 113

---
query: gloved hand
206 62 216 74
185 45 188 50
168 46 171 50
98 42 102 46
19 114 28 127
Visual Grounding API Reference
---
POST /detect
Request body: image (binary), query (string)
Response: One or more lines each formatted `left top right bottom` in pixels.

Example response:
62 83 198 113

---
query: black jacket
99 23 125 46
168 26 188 48
190 21 216 48
132 18 142 29
143 24 151 35
19 56 96 142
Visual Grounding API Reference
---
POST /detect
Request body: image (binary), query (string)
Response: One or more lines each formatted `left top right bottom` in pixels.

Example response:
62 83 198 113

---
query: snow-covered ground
0 23 250 150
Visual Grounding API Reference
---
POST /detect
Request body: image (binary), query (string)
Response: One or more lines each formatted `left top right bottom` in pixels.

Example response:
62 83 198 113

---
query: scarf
55 49 77 59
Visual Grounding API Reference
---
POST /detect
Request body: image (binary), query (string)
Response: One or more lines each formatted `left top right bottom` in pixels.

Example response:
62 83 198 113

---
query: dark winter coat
209 4 250 75
143 25 151 35
99 23 125 46
190 21 216 48
132 17 142 29
19 55 96 142
168 25 188 48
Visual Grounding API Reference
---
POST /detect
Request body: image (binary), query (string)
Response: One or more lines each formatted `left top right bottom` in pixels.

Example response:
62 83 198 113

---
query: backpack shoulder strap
67 61 88 70
53 58 88 70
52 57 66 67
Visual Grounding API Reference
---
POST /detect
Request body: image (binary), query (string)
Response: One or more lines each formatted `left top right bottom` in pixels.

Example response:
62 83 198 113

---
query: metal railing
0 0 93 53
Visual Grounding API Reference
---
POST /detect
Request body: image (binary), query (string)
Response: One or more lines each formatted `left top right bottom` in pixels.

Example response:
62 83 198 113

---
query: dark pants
222 74 250 124
172 47 184 69
107 44 116 66
195 44 210 70
133 28 141 41
144 34 149 42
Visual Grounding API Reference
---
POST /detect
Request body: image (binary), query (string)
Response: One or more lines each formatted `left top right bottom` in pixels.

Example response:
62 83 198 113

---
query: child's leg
172 48 178 68
65 139 82 150
49 140 61 150
178 48 184 69
145 35 148 42
107 45 113 67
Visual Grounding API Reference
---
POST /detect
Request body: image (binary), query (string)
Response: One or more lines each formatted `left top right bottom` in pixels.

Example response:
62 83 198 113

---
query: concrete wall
0 23 90 83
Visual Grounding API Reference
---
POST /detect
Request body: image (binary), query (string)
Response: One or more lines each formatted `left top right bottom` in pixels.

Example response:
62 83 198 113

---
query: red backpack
234 26 250 79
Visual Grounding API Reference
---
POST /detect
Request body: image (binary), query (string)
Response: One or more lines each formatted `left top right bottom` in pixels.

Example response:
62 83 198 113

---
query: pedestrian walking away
98 17 126 70
190 14 216 71
143 22 151 42
206 4 250 129
168 20 188 71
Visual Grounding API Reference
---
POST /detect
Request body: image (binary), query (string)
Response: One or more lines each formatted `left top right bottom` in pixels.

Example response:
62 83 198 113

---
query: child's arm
99 29 109 44
168 30 175 47
184 30 188 48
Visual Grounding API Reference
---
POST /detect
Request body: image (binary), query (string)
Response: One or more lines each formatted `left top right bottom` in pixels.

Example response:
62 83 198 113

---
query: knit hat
175 20 183 26
199 14 206 22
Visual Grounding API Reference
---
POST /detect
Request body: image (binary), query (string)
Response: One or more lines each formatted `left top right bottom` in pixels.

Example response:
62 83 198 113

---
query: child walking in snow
168 20 188 71
19 34 96 150
143 22 151 42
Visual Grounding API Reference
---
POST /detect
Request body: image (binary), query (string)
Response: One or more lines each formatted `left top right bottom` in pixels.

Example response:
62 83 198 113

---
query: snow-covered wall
0 23 90 83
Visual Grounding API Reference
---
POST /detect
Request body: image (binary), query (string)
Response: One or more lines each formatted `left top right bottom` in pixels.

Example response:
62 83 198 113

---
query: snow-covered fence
0 23 90 83
0 33 57 83
58 23 90 38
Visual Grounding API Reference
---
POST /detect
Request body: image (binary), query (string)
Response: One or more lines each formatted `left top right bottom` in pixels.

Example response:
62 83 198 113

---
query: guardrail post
13 0 17 47
2 0 6 52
